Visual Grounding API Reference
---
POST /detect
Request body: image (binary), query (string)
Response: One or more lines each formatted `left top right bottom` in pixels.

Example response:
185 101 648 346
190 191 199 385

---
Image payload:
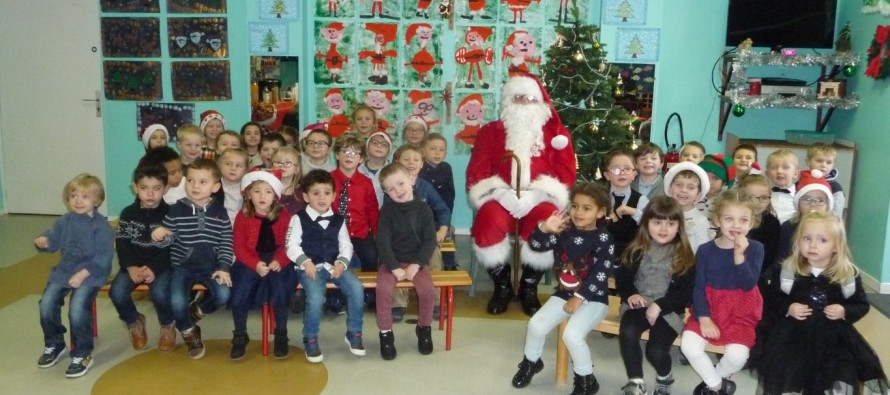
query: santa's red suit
466 73 575 315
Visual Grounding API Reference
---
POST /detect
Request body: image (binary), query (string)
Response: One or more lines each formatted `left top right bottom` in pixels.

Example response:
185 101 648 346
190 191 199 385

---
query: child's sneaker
621 380 646 395
181 325 205 359
392 307 406 323
37 344 68 368
64 355 93 378
379 331 397 360
653 374 674 395
126 312 148 350
230 330 249 361
303 337 323 363
416 325 433 355
158 324 177 352
344 331 366 356
273 330 289 359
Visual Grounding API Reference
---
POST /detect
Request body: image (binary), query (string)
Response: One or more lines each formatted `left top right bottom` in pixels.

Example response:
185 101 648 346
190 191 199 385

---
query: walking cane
502 152 522 300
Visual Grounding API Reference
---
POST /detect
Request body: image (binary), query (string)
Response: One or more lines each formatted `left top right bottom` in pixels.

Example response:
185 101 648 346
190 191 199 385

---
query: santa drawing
322 88 351 138
316 22 348 84
466 73 576 316
407 90 440 127
502 30 540 77
358 23 399 85
364 89 394 133
461 0 491 20
454 94 484 146
455 26 494 89
502 0 540 24
405 23 441 87
415 0 432 18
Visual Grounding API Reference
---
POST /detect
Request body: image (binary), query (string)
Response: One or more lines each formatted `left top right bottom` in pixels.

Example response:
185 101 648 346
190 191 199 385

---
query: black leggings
618 307 678 379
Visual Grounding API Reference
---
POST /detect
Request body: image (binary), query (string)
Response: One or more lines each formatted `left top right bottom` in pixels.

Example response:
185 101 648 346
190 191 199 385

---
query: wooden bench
554 295 725 385
95 270 472 356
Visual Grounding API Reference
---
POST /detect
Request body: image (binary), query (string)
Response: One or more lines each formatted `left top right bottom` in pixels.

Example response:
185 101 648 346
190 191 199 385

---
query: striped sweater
162 198 234 272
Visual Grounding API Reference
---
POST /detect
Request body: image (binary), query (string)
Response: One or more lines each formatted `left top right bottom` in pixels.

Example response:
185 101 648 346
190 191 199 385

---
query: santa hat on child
794 170 834 211
299 122 329 143
403 115 429 133
405 23 432 45
699 154 732 185
466 26 493 43
407 90 433 104
199 110 227 131
241 168 284 198
141 124 169 149
365 23 397 46
502 30 530 59
367 131 393 151
663 162 711 203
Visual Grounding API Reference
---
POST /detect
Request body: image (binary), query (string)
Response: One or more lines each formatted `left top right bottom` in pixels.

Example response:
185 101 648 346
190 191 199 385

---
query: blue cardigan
38 209 114 289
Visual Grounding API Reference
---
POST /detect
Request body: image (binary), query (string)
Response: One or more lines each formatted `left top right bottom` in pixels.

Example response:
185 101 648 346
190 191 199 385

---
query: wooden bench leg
445 286 454 351
555 320 569 385
92 299 98 337
262 304 269 356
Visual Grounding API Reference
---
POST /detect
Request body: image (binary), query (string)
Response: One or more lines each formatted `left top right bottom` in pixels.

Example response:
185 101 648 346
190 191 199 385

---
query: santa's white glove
511 190 549 218
490 188 520 214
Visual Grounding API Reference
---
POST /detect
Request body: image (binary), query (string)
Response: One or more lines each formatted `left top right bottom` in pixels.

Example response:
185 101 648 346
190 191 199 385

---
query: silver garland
735 50 860 67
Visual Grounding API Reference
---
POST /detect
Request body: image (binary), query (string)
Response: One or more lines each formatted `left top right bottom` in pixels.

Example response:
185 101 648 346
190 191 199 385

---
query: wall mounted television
725 0 838 49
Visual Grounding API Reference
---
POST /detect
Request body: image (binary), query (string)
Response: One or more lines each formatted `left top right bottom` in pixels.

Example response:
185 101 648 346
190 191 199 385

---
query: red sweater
232 209 292 271
331 168 379 238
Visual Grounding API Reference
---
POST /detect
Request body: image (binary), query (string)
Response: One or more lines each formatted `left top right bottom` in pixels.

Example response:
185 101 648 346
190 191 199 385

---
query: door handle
82 91 101 117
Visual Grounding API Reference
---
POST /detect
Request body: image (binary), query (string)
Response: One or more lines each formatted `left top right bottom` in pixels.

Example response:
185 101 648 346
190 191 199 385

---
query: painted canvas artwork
101 17 161 58
615 28 659 63
103 61 162 100
168 18 228 58
250 22 288 55
171 61 231 101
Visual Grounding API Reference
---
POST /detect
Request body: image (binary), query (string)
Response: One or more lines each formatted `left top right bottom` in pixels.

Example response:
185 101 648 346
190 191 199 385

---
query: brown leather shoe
158 324 176 352
127 313 147 350
181 325 205 359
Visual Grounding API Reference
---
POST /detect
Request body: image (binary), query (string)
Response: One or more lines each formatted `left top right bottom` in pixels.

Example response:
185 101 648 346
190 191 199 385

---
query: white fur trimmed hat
403 115 429 133
240 168 283 198
663 161 711 203
199 110 227 132
142 124 169 149
794 170 834 210
367 131 393 151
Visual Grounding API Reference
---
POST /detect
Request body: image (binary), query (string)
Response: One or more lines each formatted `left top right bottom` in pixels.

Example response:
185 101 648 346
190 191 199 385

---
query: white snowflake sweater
529 225 616 304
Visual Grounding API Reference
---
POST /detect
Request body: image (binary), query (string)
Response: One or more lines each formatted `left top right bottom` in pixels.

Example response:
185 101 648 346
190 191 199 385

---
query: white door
0 1 106 215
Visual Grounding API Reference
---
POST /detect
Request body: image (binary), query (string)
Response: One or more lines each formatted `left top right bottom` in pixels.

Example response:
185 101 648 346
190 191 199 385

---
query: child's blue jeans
170 266 231 332
38 281 100 358
109 269 173 327
299 268 363 338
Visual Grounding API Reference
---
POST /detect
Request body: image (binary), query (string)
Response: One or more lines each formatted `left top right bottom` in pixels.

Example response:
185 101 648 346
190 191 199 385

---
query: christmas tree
541 2 635 182
262 29 279 52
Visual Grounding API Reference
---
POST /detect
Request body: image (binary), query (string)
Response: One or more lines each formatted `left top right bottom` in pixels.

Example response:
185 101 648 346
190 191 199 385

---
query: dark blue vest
296 210 345 264
607 189 642 258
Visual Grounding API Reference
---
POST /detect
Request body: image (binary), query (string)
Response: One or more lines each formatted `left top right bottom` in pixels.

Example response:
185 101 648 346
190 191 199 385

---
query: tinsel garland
735 50 860 67
725 91 860 110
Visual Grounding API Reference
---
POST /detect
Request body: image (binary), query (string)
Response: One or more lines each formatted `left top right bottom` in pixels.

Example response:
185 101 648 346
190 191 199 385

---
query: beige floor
0 214 887 394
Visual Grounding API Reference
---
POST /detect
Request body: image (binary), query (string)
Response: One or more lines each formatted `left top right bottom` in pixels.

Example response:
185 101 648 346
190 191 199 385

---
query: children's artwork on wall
499 27 543 79
249 22 288 55
454 26 495 90
452 92 493 152
455 0 496 22
404 23 443 88
314 21 353 85
404 89 443 134
359 0 400 19
602 0 647 25
548 0 586 24
499 0 544 25
103 61 162 101
358 23 400 87
260 0 299 20
615 28 659 63
101 17 161 58
358 88 399 134
171 61 231 101
136 102 195 141
612 63 655 118
402 0 437 19
167 0 227 13
315 0 354 18
101 0 160 13
168 18 228 58
316 87 355 137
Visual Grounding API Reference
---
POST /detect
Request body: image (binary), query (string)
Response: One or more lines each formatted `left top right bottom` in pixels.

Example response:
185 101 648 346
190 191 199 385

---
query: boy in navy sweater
152 158 234 359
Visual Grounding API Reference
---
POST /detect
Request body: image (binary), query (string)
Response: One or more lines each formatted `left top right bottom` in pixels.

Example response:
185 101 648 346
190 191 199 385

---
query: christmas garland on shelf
866 25 890 79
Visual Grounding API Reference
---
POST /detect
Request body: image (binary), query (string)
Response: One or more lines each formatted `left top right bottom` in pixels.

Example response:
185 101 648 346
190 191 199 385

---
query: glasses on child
752 194 771 203
272 161 296 168
800 197 827 206
304 140 329 148
369 139 389 147
339 149 361 157
607 166 635 175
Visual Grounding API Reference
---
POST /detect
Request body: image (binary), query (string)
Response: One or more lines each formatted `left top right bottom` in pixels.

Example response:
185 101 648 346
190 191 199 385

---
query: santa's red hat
467 26 492 43
327 22 344 31
500 72 570 151
324 88 343 99
365 23 397 45
241 168 284 198
299 122 329 142
502 30 530 59
141 124 169 149
405 23 432 45
367 89 394 101
458 93 483 110
794 170 834 210
199 110 227 131
407 90 432 104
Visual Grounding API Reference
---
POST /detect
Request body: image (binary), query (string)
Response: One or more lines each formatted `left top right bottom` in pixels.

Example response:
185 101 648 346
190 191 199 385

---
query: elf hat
467 26 493 43
327 22 344 32
403 115 429 133
699 154 731 185
142 124 169 149
502 30 530 59
663 161 711 203
365 23 397 45
405 23 432 45
199 110 227 131
241 168 283 198
794 170 834 211
366 131 393 151
458 93 483 110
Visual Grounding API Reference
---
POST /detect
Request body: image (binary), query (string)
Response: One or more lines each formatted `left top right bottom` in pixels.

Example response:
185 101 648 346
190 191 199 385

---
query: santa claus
466 73 575 315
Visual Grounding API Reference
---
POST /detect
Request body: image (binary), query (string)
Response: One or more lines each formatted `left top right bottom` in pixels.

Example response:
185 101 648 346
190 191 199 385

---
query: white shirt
163 177 186 204
771 184 796 224
285 206 353 267
610 186 649 224
684 208 712 253
221 180 243 226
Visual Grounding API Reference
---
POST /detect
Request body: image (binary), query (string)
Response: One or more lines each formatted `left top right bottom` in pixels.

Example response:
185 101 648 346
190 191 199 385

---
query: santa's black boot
518 268 544 316
486 265 513 315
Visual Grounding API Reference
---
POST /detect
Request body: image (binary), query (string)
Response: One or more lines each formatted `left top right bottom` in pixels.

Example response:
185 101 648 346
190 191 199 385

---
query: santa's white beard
501 102 550 189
